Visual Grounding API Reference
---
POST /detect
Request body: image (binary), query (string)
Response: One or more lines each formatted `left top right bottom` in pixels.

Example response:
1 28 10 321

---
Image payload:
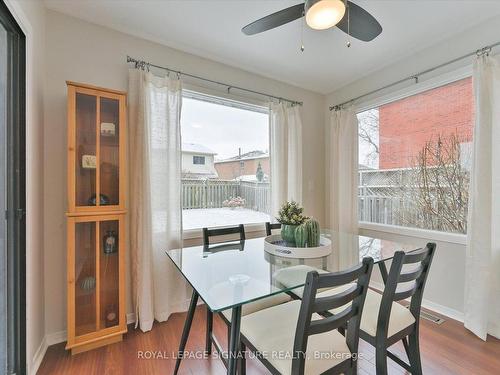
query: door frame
0 0 26 374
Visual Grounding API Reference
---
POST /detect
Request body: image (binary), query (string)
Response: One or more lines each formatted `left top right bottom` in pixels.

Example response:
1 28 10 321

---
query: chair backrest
202 224 246 246
265 222 281 236
377 243 436 337
291 257 374 375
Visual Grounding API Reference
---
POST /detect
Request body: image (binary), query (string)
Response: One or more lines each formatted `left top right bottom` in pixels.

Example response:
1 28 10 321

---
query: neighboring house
379 77 474 169
182 143 219 179
215 150 270 180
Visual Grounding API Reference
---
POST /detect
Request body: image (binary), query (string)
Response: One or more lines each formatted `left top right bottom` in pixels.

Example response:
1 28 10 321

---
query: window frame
180 87 271 237
355 65 472 244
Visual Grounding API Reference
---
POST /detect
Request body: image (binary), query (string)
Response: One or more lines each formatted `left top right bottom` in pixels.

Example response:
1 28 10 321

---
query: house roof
182 143 216 155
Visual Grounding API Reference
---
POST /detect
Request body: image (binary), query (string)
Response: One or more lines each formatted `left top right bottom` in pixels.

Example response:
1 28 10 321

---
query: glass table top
165 231 420 312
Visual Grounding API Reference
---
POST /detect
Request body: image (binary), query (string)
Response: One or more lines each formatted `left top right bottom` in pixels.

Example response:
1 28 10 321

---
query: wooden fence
182 173 428 228
358 189 422 227
182 179 270 213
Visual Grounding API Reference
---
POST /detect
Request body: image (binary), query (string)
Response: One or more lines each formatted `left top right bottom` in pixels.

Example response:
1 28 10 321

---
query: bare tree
357 109 380 167
397 133 470 234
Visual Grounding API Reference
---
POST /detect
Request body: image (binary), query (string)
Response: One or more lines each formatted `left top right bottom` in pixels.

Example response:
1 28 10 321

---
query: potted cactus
294 218 321 247
294 223 308 247
276 201 308 244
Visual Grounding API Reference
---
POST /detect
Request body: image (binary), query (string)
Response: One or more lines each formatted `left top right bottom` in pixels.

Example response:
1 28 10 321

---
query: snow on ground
183 208 270 230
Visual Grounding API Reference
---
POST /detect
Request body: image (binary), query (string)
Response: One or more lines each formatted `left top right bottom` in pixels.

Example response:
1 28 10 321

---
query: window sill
358 221 467 245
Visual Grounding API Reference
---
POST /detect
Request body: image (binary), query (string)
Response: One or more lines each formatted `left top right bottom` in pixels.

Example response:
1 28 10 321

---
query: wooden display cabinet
66 82 127 354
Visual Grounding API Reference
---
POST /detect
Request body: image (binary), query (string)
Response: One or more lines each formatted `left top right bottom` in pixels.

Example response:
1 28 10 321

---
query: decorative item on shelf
104 304 119 328
276 201 309 244
103 230 118 254
81 154 97 169
79 276 96 292
222 196 245 209
100 122 116 137
87 193 110 206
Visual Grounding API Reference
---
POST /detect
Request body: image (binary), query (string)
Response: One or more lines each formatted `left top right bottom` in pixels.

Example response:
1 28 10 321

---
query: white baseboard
45 330 67 346
126 312 136 324
30 336 48 375
30 330 67 375
370 281 464 323
30 312 138 375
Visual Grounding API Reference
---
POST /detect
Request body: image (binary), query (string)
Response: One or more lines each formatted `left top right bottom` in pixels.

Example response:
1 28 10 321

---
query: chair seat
221 293 292 321
360 289 416 338
240 300 351 375
273 265 329 298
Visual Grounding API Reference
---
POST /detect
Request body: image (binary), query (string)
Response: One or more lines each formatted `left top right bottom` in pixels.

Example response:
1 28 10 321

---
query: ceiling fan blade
242 3 305 36
336 1 382 42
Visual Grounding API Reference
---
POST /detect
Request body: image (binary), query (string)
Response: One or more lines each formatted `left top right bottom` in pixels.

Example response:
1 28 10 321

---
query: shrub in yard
223 196 246 209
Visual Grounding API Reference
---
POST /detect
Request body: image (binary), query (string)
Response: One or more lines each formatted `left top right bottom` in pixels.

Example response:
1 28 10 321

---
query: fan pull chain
346 1 351 48
300 12 305 52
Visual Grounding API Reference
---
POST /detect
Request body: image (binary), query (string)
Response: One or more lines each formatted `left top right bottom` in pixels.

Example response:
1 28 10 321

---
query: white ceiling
43 0 500 94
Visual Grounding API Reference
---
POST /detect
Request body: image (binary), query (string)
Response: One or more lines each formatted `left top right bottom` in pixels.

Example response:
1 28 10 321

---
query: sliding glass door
0 19 7 375
0 1 26 374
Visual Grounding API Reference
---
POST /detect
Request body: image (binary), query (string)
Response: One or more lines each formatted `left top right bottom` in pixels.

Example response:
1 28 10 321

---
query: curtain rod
126 56 303 106
329 41 500 111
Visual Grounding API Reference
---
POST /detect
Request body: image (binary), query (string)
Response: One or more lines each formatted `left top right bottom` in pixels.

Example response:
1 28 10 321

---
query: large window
357 77 474 234
181 93 270 230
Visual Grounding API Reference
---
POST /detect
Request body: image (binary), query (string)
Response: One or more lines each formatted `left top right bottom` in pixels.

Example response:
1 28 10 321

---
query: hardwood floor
37 305 500 375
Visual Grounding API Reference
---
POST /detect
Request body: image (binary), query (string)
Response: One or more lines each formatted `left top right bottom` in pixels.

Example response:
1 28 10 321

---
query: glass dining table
166 230 421 375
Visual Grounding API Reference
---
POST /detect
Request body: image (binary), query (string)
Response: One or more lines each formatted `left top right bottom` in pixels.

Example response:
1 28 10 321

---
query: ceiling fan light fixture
305 0 346 30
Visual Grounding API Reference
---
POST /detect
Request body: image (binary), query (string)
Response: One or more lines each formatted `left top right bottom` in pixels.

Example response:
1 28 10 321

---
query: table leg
174 290 199 375
378 261 389 285
227 305 242 375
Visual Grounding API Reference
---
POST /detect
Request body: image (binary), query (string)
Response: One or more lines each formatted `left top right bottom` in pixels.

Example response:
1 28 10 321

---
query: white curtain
269 102 303 218
128 68 188 332
328 107 359 233
464 54 500 340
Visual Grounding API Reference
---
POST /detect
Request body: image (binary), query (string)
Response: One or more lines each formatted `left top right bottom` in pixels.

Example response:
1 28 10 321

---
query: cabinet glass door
75 221 97 336
99 220 120 329
99 97 120 206
75 93 97 207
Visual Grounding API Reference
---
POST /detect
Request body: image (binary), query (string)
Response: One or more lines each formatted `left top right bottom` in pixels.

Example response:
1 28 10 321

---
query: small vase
103 230 117 254
281 224 298 244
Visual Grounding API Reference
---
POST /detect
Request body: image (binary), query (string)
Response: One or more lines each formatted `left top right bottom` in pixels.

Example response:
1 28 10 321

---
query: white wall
323 16 500 320
359 227 466 320
4 1 46 374
43 9 326 339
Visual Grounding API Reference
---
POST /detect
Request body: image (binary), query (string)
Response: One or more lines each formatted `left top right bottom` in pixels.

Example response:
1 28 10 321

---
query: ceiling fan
242 0 382 42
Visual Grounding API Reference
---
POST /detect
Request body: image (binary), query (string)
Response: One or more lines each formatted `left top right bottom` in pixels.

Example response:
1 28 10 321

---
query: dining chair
239 257 374 375
202 224 291 356
327 244 436 375
265 221 281 236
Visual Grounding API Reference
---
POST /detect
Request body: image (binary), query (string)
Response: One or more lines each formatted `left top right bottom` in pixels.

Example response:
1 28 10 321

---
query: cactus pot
281 224 298 244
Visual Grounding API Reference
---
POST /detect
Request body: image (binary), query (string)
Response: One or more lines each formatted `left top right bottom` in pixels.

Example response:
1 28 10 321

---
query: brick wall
215 157 270 180
379 77 474 169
